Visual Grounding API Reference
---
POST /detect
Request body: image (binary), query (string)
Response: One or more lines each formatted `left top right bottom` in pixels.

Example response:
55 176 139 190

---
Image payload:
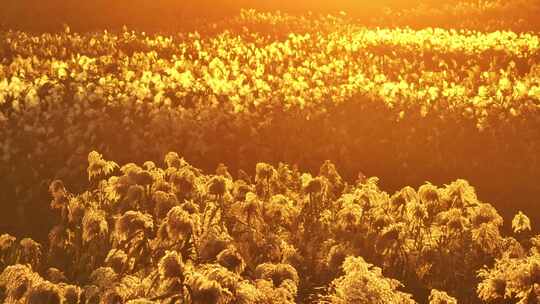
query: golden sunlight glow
0 1 539 303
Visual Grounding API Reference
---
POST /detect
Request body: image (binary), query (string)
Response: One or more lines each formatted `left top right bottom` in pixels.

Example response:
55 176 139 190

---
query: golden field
1 2 540 303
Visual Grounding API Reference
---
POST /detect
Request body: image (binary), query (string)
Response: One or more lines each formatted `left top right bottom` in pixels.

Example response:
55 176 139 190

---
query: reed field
1 1 540 303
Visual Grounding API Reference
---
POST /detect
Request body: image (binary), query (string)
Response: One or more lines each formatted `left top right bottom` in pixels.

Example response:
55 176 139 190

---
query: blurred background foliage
2 0 538 32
